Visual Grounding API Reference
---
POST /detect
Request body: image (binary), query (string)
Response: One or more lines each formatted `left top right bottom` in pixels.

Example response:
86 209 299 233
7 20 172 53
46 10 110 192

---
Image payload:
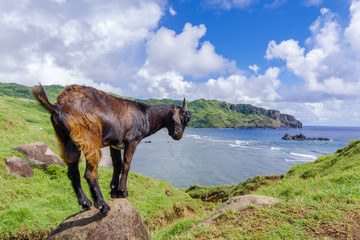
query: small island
282 133 330 141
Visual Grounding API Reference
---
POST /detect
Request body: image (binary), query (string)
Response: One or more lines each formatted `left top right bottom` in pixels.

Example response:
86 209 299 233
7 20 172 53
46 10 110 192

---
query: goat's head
167 98 191 140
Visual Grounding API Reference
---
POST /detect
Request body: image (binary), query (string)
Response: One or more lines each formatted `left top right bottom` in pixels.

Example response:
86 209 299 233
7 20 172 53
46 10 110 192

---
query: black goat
31 84 190 214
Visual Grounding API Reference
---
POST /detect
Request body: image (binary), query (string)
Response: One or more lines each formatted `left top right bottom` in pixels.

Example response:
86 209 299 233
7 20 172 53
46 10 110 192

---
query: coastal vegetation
1 83 359 239
0 82 302 129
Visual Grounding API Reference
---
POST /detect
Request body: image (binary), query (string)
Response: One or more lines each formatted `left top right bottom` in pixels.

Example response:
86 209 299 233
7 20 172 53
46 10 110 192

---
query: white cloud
144 23 236 78
132 63 281 106
0 0 164 89
201 67 281 104
265 4 360 96
132 22 282 103
345 0 360 55
131 61 193 99
249 64 260 74
169 6 177 16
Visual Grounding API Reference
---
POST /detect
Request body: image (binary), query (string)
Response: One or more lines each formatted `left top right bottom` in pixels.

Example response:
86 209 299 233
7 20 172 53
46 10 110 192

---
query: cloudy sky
1 0 360 126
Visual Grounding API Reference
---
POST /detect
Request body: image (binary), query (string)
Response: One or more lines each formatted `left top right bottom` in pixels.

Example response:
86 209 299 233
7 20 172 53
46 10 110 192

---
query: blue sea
130 126 360 189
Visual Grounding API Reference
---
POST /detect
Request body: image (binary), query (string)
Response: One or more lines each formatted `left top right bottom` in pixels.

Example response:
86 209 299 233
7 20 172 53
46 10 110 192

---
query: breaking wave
290 152 317 160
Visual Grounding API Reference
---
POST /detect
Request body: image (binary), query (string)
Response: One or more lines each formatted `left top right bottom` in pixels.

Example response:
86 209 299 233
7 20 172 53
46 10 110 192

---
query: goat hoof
118 190 129 198
100 204 110 215
82 200 92 210
110 189 121 198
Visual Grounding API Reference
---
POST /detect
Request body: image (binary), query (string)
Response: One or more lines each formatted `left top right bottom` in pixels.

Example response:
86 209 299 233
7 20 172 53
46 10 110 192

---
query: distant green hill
0 82 302 128
0 83 64 103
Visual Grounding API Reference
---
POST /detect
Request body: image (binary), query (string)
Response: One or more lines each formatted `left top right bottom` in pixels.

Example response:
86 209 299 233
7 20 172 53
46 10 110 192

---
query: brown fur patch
65 113 103 166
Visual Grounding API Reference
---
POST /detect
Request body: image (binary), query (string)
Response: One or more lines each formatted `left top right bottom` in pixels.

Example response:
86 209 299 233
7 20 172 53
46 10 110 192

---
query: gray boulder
215 194 280 215
4 156 34 178
189 195 280 229
11 142 65 169
48 199 151 240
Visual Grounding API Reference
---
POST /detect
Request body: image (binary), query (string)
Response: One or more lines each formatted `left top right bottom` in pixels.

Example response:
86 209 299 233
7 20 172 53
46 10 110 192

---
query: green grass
1 89 359 239
0 95 206 239
177 140 360 239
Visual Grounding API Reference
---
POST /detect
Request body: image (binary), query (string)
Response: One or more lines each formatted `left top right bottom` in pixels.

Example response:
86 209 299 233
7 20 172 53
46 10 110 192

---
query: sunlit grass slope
0 94 205 239
178 140 360 239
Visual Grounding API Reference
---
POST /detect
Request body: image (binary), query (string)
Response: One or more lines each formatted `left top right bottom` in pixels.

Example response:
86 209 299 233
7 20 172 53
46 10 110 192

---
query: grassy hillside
0 86 359 239
0 83 63 103
0 94 207 239
181 140 360 239
0 82 302 129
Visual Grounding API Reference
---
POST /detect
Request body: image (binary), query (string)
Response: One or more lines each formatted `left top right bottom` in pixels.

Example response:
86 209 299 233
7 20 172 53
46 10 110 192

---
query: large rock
11 142 65 169
282 133 330 141
215 194 280 216
189 195 280 229
48 199 151 240
4 157 34 178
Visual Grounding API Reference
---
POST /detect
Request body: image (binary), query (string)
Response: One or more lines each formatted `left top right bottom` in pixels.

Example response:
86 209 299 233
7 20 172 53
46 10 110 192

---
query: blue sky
1 0 360 126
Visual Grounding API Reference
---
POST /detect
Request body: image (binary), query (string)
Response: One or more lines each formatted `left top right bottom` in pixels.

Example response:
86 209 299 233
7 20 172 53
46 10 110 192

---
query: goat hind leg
65 142 92 210
84 160 110 215
109 147 122 198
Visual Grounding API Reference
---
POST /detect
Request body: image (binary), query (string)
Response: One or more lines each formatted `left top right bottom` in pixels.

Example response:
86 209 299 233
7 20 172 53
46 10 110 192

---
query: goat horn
182 98 187 110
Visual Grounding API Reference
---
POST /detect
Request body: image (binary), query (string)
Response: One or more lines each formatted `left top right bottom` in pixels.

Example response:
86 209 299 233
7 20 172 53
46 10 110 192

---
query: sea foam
290 152 317 160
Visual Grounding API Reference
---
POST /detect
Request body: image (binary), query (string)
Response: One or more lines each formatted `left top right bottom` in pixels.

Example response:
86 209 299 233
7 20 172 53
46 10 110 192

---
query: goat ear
182 98 187 110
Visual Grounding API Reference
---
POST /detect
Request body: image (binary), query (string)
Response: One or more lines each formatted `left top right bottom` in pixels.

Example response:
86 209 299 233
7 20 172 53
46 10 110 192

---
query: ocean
128 126 360 189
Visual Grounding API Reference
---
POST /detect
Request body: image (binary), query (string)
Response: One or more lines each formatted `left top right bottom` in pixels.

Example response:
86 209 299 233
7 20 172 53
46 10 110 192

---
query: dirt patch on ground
252 175 283 190
199 190 226 203
307 211 360 240
145 204 198 230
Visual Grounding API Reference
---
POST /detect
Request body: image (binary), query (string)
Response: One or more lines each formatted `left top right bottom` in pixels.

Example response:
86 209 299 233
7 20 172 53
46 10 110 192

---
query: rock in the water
282 133 292 140
282 133 330 141
48 199 151 240
190 195 280 229
11 142 65 169
4 157 34 178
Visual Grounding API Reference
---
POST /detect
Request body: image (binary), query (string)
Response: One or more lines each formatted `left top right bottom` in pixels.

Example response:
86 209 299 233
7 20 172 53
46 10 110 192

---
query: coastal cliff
185 99 302 129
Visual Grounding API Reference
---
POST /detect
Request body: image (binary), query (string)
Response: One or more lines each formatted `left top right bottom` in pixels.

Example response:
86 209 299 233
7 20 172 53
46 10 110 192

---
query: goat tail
31 84 58 115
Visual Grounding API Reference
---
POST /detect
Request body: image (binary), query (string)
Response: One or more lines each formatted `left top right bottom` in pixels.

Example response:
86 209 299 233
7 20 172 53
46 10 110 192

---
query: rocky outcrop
4 156 34 177
48 199 151 240
11 142 65 169
221 102 303 129
282 133 330 141
267 110 303 128
188 195 280 230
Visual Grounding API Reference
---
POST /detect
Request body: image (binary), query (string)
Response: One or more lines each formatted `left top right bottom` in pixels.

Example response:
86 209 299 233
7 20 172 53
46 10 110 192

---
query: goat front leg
118 142 137 198
109 147 122 198
84 161 110 215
